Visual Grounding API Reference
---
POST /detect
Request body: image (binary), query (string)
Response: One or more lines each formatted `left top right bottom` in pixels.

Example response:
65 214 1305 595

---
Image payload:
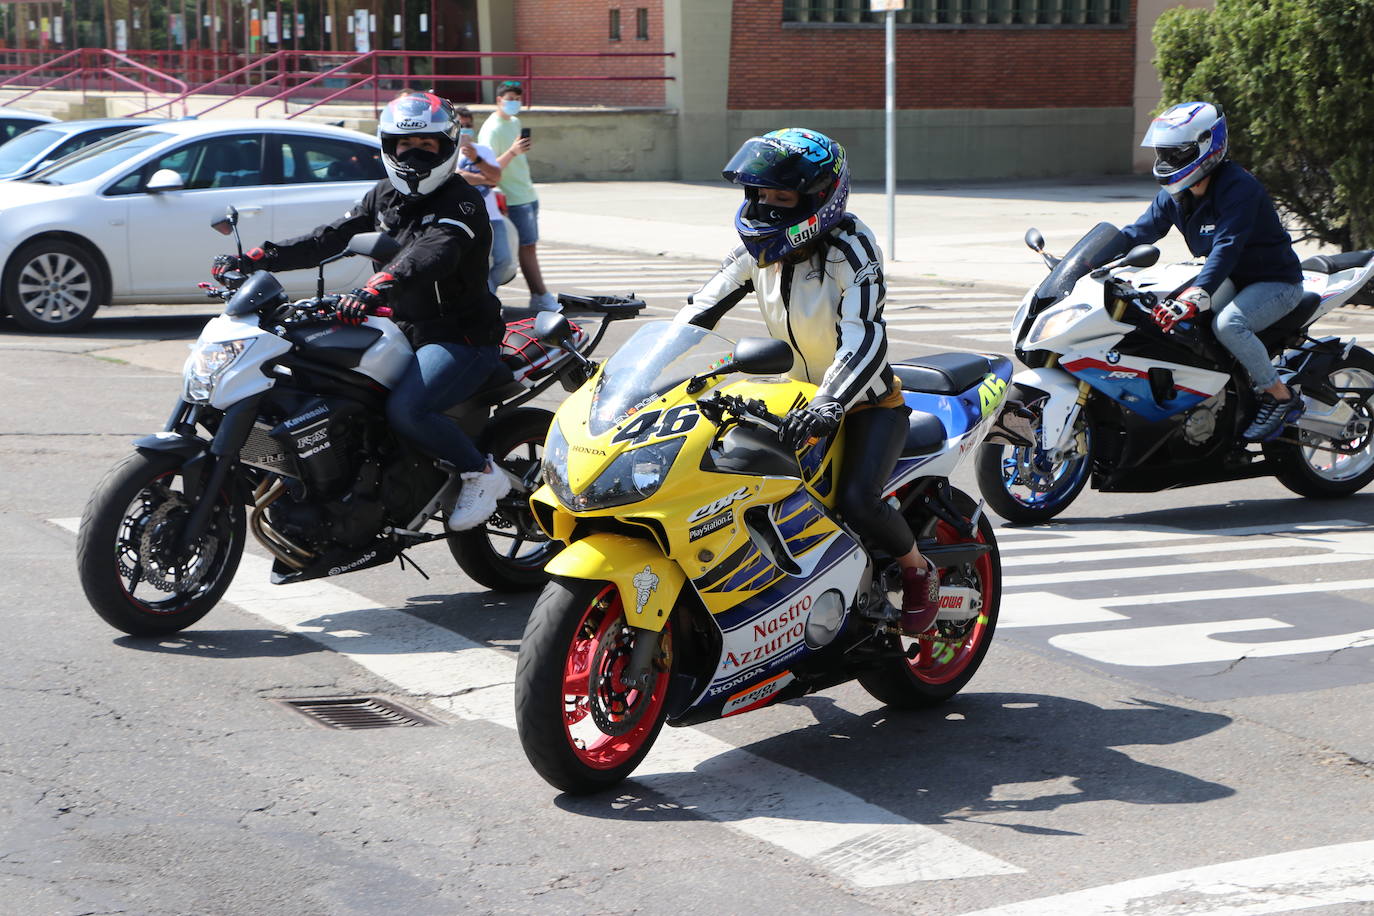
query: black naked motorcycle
77 206 642 636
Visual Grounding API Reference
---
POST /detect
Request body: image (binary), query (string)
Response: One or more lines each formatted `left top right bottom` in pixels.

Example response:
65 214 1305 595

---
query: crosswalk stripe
995 519 1367 553
47 517 1021 887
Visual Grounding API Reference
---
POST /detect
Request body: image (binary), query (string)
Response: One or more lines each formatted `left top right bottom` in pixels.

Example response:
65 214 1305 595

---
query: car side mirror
146 168 185 193
345 231 402 263
731 337 793 375
1024 228 1046 252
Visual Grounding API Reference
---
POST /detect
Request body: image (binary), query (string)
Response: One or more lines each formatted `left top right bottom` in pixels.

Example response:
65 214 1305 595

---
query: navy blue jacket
1118 161 1301 294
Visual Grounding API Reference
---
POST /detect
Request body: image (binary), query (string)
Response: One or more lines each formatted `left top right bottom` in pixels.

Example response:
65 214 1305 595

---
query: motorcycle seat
903 411 947 457
1264 290 1323 338
1300 250 1374 273
892 353 993 394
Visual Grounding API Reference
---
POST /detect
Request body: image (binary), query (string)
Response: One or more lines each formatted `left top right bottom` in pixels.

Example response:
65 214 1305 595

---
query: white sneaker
447 456 512 531
530 291 561 312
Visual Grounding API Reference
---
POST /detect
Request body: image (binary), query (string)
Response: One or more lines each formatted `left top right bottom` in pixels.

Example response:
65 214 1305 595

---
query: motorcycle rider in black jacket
211 91 511 530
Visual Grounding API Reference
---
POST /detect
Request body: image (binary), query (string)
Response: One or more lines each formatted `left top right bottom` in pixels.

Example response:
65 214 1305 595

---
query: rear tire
859 488 1000 708
76 450 245 636
514 578 675 794
1265 347 1374 497
448 408 556 591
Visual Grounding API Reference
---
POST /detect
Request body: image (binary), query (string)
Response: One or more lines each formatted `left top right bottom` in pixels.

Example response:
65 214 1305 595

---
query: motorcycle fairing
887 357 1014 485
544 532 687 631
1060 351 1227 422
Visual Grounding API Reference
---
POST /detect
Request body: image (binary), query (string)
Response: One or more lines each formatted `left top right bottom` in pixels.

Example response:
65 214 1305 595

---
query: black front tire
77 449 245 636
975 405 1093 525
4 238 105 333
515 578 675 794
448 408 557 591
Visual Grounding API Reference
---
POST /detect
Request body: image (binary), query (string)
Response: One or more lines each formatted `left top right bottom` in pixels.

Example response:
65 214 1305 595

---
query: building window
636 7 650 39
609 8 621 41
782 0 1126 25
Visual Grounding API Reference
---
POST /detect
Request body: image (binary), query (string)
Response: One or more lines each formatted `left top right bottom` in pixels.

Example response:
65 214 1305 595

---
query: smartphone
519 127 531 140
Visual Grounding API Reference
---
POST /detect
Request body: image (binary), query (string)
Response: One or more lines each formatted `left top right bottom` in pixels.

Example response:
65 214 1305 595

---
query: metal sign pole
871 0 901 261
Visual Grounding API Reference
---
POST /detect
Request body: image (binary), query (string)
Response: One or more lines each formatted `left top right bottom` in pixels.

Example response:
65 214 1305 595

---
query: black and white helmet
378 92 460 197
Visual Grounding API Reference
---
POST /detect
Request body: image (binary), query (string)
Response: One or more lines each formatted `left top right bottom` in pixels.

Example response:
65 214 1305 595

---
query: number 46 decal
612 405 700 444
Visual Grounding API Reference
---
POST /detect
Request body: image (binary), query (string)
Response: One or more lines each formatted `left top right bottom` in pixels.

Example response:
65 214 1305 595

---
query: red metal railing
0 48 188 113
0 48 673 120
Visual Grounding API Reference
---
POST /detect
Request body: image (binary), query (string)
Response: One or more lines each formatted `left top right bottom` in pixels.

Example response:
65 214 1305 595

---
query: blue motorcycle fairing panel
1062 356 1210 422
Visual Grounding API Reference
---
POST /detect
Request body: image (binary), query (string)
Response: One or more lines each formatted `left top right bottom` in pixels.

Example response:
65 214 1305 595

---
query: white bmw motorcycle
976 221 1374 523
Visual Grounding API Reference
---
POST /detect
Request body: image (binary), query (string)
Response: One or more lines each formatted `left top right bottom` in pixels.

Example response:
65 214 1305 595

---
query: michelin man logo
632 564 660 616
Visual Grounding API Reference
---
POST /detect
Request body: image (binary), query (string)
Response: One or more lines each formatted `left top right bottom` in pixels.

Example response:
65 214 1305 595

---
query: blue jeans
1213 281 1304 391
386 342 501 473
506 200 539 246
488 217 514 293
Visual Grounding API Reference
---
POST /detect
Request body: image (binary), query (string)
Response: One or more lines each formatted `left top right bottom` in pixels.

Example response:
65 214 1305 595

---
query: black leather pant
836 405 916 558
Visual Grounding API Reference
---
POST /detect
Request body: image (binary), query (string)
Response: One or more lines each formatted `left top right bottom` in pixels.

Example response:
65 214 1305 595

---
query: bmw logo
1105 350 1121 365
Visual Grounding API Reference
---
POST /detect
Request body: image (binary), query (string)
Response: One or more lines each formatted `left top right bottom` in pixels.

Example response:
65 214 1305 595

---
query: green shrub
1154 0 1374 249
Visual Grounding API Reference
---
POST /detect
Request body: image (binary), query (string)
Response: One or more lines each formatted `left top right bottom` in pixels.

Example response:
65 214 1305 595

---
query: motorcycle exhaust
249 479 315 570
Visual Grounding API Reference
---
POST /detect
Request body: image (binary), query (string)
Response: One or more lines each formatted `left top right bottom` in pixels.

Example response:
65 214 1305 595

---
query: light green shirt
478 111 537 206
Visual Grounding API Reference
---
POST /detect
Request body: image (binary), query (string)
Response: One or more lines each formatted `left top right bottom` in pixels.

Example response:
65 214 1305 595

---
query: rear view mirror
1024 228 1046 252
534 309 573 345
731 337 793 375
345 231 402 263
146 168 185 193
1120 244 1160 269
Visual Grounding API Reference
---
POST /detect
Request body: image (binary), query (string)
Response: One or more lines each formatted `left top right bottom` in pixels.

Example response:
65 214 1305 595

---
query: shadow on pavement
557 691 1233 825
113 628 328 658
995 493 1374 531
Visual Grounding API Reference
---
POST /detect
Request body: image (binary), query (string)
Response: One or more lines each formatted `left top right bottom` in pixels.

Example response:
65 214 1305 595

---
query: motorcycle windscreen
1035 221 1124 303
587 320 736 436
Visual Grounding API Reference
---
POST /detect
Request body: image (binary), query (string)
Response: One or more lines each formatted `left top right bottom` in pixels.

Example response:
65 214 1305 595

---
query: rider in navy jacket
1115 102 1305 442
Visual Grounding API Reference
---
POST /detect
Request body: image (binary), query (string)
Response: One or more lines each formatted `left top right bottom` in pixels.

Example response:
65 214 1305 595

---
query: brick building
478 0 1199 181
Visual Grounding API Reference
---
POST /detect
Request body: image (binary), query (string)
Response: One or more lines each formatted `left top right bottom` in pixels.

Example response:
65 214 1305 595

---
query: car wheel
4 239 105 333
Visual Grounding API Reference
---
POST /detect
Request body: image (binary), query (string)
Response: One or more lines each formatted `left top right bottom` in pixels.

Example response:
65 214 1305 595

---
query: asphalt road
3 246 1374 916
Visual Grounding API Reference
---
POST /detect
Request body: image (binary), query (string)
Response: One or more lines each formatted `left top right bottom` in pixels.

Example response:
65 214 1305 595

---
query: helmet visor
722 137 826 193
1153 143 1198 176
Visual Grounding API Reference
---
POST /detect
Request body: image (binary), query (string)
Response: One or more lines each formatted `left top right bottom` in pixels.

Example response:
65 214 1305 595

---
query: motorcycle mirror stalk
1090 243 1161 279
1024 227 1060 269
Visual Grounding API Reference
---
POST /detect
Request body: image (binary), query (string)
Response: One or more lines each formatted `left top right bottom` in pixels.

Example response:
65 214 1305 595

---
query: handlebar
700 392 785 433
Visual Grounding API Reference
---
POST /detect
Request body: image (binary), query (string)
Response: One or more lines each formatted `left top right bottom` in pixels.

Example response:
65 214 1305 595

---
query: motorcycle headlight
544 422 685 511
1025 302 1092 347
183 338 252 404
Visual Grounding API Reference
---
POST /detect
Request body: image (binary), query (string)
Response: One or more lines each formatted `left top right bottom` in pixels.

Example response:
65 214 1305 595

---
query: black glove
336 271 393 325
210 246 272 288
780 396 845 450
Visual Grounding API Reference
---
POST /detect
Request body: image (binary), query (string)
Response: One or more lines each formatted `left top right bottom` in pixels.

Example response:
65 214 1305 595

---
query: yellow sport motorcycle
515 318 1013 794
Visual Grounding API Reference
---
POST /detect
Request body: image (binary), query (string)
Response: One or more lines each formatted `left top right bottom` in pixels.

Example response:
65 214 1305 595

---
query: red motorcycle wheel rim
561 585 670 770
906 518 997 685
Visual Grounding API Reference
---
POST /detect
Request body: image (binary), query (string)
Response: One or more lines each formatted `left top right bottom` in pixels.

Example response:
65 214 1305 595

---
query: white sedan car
0 119 386 332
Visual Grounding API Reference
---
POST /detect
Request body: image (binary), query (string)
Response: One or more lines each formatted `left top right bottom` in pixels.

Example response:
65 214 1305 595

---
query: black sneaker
1243 391 1304 442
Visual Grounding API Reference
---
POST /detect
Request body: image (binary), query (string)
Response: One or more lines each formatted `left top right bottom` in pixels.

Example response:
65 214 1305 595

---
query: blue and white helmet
1142 101 1228 196
722 128 850 266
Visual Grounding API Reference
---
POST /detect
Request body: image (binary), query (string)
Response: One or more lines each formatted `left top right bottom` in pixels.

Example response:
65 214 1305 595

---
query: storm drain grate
275 696 440 730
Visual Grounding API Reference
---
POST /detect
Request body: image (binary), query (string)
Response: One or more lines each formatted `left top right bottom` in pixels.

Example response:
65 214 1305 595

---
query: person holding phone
479 80 559 312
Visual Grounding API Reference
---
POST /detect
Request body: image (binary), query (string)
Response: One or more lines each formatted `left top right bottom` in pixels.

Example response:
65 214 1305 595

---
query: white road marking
1002 534 1322 568
51 517 1020 887
1051 616 1374 667
1005 542 1374 588
998 593 1128 629
994 519 1367 553
955 839 1374 915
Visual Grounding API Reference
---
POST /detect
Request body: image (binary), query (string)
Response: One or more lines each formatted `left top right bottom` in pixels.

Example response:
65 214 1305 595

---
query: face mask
501 99 522 116
397 147 441 171
747 196 808 227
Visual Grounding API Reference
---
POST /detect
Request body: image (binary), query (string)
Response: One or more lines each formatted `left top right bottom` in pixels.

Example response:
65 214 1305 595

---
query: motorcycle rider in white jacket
676 128 941 635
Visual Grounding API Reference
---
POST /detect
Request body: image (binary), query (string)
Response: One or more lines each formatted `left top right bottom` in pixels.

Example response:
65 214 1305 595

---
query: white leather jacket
677 216 891 409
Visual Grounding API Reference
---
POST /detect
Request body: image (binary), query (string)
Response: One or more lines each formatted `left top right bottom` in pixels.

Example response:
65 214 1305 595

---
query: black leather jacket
266 176 504 348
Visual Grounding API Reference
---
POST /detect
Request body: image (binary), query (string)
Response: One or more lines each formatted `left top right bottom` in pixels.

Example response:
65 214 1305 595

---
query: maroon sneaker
900 566 941 635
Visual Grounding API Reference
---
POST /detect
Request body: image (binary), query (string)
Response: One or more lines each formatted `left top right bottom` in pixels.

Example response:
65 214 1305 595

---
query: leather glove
1153 285 1209 332
336 271 394 325
780 396 845 450
210 246 272 288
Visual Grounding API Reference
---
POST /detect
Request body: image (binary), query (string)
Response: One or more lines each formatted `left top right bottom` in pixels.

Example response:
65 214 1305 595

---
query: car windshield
0 127 61 172
1034 221 1125 302
27 128 171 185
587 320 736 436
